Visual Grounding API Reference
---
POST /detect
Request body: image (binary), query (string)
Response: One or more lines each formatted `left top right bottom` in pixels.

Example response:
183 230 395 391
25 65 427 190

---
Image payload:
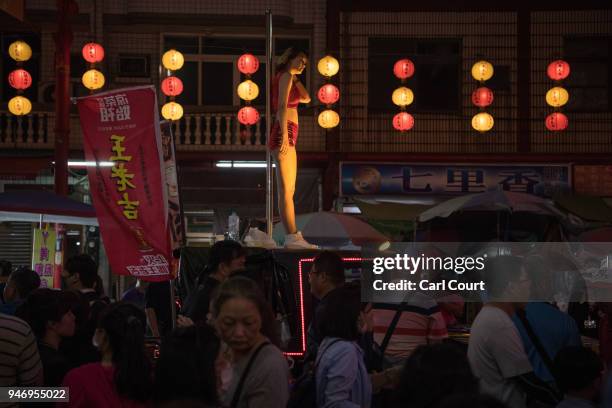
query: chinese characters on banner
31 228 56 288
160 121 184 251
76 86 173 281
340 163 571 197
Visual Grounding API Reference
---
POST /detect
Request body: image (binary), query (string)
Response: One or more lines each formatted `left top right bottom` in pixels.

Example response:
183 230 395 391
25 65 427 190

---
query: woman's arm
293 77 311 103
275 72 292 151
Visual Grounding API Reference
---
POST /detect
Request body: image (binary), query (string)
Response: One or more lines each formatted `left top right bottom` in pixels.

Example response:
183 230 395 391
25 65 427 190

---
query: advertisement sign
76 86 172 281
340 162 570 197
31 227 56 288
160 121 184 252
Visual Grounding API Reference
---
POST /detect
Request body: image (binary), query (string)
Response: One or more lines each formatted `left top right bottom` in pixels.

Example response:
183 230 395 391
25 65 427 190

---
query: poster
160 121 184 252
76 86 173 281
31 227 56 288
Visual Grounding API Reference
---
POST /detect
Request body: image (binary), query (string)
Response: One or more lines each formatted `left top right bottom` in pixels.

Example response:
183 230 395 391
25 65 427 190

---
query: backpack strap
230 341 271 408
379 302 407 355
516 308 557 381
314 338 344 370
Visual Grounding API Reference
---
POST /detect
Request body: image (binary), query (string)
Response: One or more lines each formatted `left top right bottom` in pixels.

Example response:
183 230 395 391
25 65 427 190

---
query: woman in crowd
61 302 152 407
16 288 75 386
393 343 478 408
153 324 221 407
315 286 371 408
212 276 289 407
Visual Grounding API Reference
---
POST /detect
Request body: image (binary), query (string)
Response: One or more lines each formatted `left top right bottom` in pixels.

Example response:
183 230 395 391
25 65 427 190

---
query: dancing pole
265 10 274 236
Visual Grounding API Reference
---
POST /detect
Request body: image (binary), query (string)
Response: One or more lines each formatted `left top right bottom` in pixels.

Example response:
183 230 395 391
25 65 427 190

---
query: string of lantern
236 53 261 127
471 60 494 133
7 40 33 116
392 59 415 132
82 42 105 92
317 55 340 129
161 49 185 121
545 60 570 132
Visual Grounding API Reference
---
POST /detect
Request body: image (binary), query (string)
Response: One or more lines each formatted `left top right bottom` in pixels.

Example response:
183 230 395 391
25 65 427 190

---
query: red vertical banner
76 86 172 281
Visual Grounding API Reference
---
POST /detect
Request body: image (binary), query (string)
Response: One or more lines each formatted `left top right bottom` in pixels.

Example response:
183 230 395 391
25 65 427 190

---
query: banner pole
265 10 273 236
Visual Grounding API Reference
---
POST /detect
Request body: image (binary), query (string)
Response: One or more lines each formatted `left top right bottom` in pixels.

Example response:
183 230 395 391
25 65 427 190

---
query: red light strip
283 257 368 358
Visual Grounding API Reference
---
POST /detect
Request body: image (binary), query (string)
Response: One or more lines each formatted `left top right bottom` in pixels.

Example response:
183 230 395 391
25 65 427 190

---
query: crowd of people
1 245 612 408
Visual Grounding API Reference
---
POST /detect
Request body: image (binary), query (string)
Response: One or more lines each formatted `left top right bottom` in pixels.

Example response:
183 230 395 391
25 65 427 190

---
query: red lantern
317 84 340 105
393 112 414 131
8 69 32 90
545 112 568 131
161 76 184 97
82 42 105 63
393 59 415 80
471 87 494 108
237 106 260 125
237 53 259 75
547 60 570 81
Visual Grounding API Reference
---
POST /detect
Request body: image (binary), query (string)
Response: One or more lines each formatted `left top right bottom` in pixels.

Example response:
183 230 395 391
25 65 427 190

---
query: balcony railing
0 110 324 152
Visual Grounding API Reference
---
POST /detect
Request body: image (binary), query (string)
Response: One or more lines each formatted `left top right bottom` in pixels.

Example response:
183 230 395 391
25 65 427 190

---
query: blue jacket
315 337 371 408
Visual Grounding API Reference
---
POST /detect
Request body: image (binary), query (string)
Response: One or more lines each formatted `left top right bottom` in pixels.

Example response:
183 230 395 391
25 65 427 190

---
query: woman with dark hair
393 343 478 408
61 302 152 407
270 47 317 249
16 288 75 386
315 286 371 407
153 324 221 407
212 276 289 407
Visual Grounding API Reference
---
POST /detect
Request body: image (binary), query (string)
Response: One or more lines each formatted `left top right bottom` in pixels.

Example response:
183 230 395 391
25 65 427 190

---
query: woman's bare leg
274 147 298 234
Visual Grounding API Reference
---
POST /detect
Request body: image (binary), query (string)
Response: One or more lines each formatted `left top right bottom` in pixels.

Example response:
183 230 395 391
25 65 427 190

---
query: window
118 54 150 78
564 37 611 112
368 38 461 113
163 35 310 107
1 33 41 103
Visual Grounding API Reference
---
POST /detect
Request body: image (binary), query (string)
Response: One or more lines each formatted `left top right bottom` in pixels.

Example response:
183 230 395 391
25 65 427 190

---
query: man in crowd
1 267 40 315
181 240 246 326
0 312 43 404
468 255 560 408
305 250 346 360
121 278 149 310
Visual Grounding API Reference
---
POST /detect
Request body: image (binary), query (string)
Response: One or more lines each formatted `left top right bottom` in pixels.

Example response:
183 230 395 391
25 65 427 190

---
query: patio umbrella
0 190 98 226
273 212 388 248
418 190 563 222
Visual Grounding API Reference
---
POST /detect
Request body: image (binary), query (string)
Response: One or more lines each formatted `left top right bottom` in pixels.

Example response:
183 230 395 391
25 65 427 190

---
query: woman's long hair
275 47 307 74
154 325 221 405
211 276 280 347
98 302 152 402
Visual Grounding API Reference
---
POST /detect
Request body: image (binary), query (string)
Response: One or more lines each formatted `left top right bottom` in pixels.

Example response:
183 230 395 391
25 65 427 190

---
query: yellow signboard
31 228 56 288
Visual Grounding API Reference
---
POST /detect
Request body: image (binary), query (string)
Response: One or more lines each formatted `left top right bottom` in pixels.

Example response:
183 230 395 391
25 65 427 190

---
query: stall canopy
0 190 98 226
553 194 612 223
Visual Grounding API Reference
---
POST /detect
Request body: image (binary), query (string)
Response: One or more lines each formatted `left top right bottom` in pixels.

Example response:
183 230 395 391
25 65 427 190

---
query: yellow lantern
472 112 494 132
317 55 340 78
471 60 494 82
545 87 569 107
8 41 32 62
8 96 32 116
161 102 184 121
82 69 105 90
237 80 259 101
162 49 184 71
392 87 414 107
318 109 340 129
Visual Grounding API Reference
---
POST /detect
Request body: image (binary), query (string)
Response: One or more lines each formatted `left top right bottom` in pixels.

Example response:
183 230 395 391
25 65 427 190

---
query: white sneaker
284 231 319 249
244 228 277 249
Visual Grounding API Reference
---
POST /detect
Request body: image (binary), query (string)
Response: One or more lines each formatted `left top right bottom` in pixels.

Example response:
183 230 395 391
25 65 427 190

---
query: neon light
282 256 368 358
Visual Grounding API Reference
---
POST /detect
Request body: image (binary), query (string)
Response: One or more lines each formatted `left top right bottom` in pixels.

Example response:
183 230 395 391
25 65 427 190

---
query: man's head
3 267 41 303
484 255 530 307
209 240 246 280
62 254 98 290
554 346 602 401
308 251 345 299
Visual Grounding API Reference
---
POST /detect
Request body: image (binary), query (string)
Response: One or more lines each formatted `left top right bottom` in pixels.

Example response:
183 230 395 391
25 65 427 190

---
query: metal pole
265 10 273 236
54 0 75 196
